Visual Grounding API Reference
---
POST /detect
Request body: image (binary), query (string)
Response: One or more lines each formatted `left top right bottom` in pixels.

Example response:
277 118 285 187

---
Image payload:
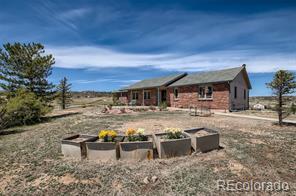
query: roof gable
240 66 252 89
122 73 187 90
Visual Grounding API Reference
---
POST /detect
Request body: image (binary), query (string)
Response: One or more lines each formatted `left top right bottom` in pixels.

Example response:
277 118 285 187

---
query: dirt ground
0 106 295 195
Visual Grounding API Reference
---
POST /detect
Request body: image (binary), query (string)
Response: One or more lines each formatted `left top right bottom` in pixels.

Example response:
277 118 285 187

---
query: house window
244 89 246 100
132 92 138 100
206 86 213 98
234 86 237 99
199 85 213 99
199 87 205 98
174 88 179 99
144 91 151 100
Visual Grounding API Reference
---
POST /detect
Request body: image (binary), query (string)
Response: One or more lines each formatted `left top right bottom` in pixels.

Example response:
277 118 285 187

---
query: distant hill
71 91 112 98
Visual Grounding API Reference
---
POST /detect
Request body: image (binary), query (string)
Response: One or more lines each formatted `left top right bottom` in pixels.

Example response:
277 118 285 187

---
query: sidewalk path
214 112 296 124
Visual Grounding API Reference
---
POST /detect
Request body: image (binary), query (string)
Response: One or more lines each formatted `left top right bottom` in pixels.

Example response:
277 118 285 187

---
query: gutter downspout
228 81 231 112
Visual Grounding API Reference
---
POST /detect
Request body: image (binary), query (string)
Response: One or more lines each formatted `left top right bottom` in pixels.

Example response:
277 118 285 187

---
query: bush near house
158 101 167 111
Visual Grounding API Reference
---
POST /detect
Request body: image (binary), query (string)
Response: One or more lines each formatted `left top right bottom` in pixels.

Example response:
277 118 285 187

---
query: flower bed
119 128 153 161
61 134 98 159
153 128 191 158
86 130 124 161
184 128 219 152
61 128 219 161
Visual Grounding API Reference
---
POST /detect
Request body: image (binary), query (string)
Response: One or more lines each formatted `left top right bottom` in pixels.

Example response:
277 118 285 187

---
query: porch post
157 88 160 106
130 90 133 106
142 89 145 106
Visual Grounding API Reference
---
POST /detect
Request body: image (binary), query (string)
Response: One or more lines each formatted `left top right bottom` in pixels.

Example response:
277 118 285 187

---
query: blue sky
0 0 296 96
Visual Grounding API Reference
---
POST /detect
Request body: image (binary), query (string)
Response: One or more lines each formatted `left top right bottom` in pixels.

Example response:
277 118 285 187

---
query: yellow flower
107 130 117 138
99 130 117 139
99 130 108 139
126 128 136 136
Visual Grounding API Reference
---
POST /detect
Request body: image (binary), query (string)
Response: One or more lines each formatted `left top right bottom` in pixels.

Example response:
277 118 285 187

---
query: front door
161 90 167 103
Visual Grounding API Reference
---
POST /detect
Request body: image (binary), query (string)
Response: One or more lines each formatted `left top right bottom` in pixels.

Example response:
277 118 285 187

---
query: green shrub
4 89 51 126
158 101 167 111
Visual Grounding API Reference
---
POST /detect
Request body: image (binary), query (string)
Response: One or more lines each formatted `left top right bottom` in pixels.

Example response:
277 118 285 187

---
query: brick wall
127 89 158 106
168 83 230 110
144 89 158 106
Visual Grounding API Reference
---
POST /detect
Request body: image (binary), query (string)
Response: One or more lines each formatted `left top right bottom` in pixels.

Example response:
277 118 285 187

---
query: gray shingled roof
169 66 250 88
122 73 187 90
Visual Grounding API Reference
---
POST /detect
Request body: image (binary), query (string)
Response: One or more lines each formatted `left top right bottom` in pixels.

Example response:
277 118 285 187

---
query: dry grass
52 97 113 110
239 96 296 121
0 105 295 195
235 109 296 121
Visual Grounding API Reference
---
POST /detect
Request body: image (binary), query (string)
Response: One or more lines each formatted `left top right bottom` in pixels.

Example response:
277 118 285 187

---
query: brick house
114 65 252 111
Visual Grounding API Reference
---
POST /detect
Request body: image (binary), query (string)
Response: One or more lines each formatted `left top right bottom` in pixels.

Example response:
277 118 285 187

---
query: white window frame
132 91 139 100
174 88 179 99
198 85 213 100
144 90 151 100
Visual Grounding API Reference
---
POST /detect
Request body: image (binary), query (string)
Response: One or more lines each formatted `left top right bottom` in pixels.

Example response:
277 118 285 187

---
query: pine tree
0 96 7 130
266 70 296 126
0 42 55 103
57 77 72 109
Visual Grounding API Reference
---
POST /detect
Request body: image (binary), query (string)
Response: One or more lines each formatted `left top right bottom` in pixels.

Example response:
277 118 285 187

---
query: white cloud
59 8 91 20
72 78 141 84
48 45 296 73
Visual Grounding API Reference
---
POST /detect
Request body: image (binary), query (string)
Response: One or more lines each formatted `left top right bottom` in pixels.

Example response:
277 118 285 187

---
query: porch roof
112 89 128 93
121 73 187 90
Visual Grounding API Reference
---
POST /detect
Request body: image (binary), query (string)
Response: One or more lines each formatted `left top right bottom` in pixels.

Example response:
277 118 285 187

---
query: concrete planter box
153 133 191 158
61 134 97 159
119 135 153 161
86 136 124 161
184 128 219 152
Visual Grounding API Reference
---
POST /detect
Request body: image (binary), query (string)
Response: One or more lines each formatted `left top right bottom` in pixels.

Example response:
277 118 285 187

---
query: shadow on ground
42 112 82 121
272 122 296 127
0 128 26 136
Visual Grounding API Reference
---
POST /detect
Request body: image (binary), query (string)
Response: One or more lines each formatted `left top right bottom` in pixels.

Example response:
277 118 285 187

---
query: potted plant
119 128 153 161
61 134 98 159
85 130 124 161
184 128 219 152
153 128 191 158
